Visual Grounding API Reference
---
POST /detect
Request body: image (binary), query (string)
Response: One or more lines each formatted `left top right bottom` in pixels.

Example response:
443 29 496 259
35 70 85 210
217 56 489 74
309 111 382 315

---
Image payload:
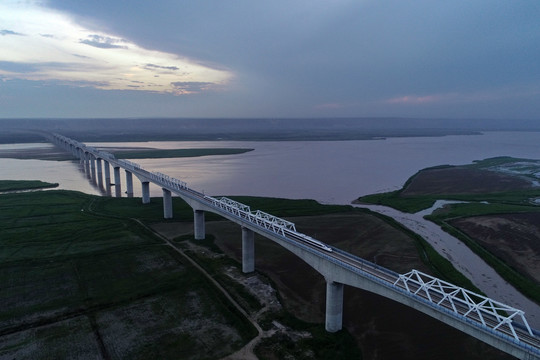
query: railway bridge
50 133 540 359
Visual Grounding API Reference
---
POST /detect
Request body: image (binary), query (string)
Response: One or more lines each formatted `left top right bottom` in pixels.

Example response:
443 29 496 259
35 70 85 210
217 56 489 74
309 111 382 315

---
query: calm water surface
2 131 540 203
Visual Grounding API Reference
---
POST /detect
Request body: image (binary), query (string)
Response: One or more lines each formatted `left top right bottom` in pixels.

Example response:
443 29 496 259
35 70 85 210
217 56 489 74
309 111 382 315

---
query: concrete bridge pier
325 280 344 333
162 189 173 219
113 167 122 197
141 181 150 204
194 210 205 240
79 149 85 166
103 161 111 196
125 171 134 198
242 227 255 273
90 155 97 183
84 152 91 175
96 158 103 189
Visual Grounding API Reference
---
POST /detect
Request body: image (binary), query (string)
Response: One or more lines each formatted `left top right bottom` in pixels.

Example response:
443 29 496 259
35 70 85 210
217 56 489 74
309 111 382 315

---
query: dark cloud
1 29 24 36
79 34 127 49
171 81 213 93
145 63 179 71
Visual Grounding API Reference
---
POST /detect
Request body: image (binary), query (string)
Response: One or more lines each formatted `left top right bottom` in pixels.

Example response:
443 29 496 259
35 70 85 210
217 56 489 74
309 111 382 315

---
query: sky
0 0 539 119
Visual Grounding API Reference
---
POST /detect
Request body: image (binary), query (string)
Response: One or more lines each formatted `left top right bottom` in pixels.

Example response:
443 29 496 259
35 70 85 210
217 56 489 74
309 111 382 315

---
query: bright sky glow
0 0 232 95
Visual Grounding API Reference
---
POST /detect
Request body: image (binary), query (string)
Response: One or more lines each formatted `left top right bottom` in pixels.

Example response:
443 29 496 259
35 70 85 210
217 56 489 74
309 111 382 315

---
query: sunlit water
2 131 540 327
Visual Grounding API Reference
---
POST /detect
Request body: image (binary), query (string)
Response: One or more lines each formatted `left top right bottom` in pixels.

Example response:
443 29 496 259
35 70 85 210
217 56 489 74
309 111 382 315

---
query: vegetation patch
0 316 101 359
427 209 540 303
226 196 355 217
0 180 58 192
356 157 540 213
254 324 363 360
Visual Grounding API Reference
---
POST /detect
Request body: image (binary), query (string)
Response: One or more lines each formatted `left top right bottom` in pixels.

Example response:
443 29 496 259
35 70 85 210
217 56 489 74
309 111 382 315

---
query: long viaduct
50 133 540 359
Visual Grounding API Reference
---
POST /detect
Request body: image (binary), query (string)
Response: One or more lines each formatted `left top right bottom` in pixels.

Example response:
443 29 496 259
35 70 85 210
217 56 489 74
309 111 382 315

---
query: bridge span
50 133 540 359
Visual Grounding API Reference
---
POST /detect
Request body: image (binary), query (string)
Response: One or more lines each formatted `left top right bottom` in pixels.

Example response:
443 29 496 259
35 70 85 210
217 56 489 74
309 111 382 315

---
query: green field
0 188 370 359
0 180 58 192
0 190 256 359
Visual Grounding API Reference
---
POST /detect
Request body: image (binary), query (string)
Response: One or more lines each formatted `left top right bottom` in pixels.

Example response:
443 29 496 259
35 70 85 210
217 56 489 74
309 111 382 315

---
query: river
3 131 540 204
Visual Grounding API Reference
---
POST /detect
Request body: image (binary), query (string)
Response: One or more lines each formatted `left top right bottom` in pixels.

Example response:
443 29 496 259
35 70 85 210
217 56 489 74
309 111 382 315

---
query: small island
111 147 254 159
0 145 254 161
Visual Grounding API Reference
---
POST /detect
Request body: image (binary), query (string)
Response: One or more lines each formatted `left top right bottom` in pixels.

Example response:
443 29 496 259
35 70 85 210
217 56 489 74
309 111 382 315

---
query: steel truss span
394 270 534 342
50 133 540 358
204 196 297 236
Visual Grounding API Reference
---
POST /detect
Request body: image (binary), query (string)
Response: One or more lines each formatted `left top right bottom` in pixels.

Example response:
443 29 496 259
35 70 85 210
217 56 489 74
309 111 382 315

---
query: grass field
0 190 257 359
0 180 58 192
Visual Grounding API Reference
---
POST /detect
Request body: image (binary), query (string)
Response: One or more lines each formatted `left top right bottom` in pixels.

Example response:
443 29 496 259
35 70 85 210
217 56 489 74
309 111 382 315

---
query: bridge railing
149 171 187 190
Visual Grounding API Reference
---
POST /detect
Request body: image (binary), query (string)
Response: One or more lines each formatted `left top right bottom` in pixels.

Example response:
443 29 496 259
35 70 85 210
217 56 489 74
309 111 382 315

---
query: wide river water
3 131 538 203
2 131 540 327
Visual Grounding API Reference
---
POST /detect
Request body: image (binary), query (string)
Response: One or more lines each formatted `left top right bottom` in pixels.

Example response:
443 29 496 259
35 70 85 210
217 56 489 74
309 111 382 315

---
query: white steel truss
394 270 534 341
204 196 296 236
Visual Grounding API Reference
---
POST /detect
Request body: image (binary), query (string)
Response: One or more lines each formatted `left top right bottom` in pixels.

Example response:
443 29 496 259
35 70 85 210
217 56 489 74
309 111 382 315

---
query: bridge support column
194 210 205 239
125 170 133 197
84 152 90 175
103 161 111 196
325 281 344 333
90 155 97 183
141 181 150 204
162 189 173 219
242 227 255 273
96 158 103 189
113 167 121 197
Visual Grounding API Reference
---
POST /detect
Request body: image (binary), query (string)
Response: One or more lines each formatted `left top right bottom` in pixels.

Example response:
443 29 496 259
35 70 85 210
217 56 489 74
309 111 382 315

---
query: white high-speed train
289 232 333 252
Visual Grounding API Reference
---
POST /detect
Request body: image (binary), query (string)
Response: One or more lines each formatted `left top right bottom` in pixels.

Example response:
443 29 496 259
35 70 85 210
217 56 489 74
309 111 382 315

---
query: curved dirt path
87 199 268 358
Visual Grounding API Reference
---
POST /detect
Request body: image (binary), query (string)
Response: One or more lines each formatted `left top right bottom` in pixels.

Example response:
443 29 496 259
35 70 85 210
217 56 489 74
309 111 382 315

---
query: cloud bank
0 0 232 95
